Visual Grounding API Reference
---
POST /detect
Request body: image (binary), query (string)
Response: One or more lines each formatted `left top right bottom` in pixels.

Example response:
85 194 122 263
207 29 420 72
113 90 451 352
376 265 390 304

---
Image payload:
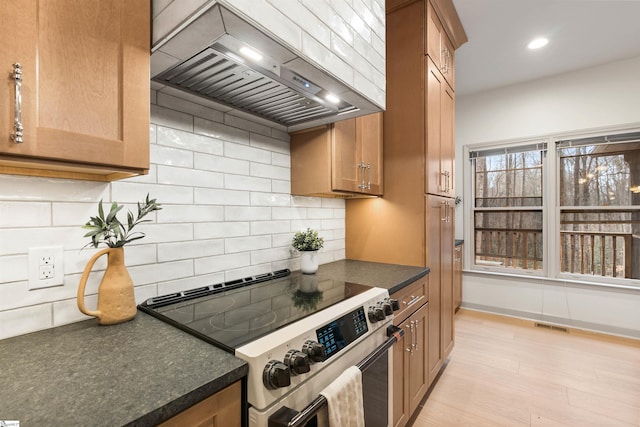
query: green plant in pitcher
82 194 162 248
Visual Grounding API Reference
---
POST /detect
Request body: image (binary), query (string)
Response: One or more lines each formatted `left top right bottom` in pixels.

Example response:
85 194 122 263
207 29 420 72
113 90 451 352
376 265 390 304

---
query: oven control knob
284 350 311 375
302 340 326 363
369 305 385 322
386 298 400 312
263 360 291 390
379 301 393 316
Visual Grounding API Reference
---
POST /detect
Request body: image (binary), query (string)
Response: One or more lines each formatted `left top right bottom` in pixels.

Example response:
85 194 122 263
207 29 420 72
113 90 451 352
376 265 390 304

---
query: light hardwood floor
412 309 640 427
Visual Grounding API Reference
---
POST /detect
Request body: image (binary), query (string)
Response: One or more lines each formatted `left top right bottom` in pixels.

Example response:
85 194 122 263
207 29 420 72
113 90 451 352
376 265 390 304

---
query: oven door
264 325 403 427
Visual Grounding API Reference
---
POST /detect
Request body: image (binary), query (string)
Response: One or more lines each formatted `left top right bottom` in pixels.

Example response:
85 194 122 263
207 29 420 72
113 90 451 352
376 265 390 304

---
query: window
557 133 640 280
470 142 546 272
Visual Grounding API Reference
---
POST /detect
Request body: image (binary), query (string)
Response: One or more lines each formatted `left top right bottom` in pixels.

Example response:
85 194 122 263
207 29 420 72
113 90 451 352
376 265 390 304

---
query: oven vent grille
535 322 568 333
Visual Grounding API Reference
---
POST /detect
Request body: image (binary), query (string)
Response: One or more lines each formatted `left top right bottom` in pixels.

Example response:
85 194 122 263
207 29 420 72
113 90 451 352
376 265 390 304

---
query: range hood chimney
151 4 382 132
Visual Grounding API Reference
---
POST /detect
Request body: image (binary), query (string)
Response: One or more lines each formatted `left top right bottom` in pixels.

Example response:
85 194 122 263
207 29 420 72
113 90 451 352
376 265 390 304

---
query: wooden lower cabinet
391 276 429 427
158 381 241 427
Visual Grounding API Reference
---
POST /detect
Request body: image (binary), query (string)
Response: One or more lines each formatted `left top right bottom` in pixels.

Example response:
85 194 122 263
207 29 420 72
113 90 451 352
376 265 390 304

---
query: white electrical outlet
28 246 64 289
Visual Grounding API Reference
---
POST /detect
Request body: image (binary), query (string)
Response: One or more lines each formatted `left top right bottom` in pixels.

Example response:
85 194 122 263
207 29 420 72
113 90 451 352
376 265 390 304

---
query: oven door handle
268 325 404 427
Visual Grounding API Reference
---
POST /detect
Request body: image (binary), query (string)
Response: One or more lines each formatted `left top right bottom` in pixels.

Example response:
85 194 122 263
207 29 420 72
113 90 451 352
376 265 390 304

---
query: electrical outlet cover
28 246 64 289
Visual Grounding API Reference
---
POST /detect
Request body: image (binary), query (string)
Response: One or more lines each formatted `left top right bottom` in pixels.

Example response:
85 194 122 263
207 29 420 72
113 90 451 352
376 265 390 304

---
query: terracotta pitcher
77 247 137 325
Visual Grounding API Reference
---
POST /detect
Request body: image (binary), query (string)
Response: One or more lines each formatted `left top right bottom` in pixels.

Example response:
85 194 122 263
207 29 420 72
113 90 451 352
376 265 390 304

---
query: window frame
463 127 640 288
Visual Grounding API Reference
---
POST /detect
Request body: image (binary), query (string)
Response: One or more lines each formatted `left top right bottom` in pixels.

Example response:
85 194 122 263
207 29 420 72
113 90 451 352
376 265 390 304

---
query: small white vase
300 250 319 274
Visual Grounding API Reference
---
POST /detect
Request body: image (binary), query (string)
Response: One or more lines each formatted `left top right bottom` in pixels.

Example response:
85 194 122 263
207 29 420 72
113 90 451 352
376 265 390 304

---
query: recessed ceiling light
528 37 548 50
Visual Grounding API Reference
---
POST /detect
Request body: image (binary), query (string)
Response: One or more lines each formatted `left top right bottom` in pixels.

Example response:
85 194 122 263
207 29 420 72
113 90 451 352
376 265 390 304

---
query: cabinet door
441 82 455 197
357 112 383 195
426 1 443 66
441 201 455 358
159 381 241 427
426 58 442 196
332 118 360 193
426 194 443 384
408 301 429 416
426 58 454 197
392 319 411 427
0 0 149 177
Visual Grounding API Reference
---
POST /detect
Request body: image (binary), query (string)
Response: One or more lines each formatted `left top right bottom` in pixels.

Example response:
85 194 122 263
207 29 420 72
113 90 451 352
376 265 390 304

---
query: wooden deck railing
474 228 543 270
560 231 632 278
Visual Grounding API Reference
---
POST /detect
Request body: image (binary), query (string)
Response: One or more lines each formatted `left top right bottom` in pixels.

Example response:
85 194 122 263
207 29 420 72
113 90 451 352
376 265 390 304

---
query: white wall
0 92 347 340
454 55 640 338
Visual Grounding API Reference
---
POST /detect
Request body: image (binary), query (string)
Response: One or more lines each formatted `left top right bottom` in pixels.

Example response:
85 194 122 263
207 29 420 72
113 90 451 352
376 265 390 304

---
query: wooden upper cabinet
426 0 455 89
0 0 150 181
291 113 383 197
426 57 455 197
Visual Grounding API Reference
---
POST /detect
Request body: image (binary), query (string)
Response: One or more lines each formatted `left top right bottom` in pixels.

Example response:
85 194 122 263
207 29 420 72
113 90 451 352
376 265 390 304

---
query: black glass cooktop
138 269 373 353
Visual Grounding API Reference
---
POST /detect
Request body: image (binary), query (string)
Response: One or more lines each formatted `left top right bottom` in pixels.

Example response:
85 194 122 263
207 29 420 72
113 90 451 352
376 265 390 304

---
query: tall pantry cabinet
346 0 465 424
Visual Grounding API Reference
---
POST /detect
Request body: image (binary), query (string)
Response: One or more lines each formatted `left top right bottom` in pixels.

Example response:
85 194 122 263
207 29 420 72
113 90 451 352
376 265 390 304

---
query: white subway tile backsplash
195 188 251 206
194 117 251 145
270 128 290 142
225 174 271 192
52 202 101 227
193 221 251 239
272 232 295 248
302 33 353 87
251 247 291 265
292 196 322 208
224 114 273 138
157 205 224 223
130 223 194 244
158 272 225 295
225 235 272 254
0 202 51 227
322 219 345 230
111 182 194 204
251 220 291 235
290 219 323 232
0 175 109 202
271 152 291 168
250 163 290 181
194 222 250 239
158 127 224 155
194 153 250 175
225 142 272 164
151 104 193 132
151 145 194 168
272 180 291 194
250 192 291 207
157 92 225 122
225 0 303 51
267 0 331 48
272 207 307 220
0 304 52 340
158 239 225 262
250 133 290 154
195 252 251 275
129 260 194 286
0 255 27 283
331 0 371 43
0 227 81 255
225 206 271 221
307 208 335 219
52 297 93 327
157 165 224 188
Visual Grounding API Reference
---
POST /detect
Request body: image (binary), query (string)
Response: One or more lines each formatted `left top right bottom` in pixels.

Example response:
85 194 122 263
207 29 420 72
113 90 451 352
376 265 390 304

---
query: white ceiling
451 0 640 97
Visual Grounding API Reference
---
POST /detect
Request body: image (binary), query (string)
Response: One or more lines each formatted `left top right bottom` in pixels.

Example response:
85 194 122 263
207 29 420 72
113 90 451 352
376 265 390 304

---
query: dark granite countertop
316 259 429 294
0 259 426 426
0 312 247 427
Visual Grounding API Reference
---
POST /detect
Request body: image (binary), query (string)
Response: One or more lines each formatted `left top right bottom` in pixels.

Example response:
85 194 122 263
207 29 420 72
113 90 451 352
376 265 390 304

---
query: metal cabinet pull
357 161 367 190
11 63 23 143
405 323 413 353
366 163 371 190
413 319 419 350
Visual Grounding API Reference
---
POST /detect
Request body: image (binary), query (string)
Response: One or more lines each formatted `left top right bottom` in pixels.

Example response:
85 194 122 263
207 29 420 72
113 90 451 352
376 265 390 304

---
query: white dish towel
319 365 365 427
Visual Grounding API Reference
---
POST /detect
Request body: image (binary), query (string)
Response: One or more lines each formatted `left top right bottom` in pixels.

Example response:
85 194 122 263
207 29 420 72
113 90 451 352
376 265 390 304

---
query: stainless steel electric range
139 269 401 427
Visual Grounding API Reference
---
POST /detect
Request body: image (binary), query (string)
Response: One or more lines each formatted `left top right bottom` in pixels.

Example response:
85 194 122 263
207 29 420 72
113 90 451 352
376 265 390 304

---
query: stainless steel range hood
151 3 382 132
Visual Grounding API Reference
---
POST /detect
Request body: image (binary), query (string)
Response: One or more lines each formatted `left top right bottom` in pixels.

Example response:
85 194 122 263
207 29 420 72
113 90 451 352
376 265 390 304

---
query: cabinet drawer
392 275 428 324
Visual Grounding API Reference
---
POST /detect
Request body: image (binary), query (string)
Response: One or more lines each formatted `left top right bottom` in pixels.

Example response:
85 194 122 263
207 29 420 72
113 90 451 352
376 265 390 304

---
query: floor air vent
535 322 568 333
